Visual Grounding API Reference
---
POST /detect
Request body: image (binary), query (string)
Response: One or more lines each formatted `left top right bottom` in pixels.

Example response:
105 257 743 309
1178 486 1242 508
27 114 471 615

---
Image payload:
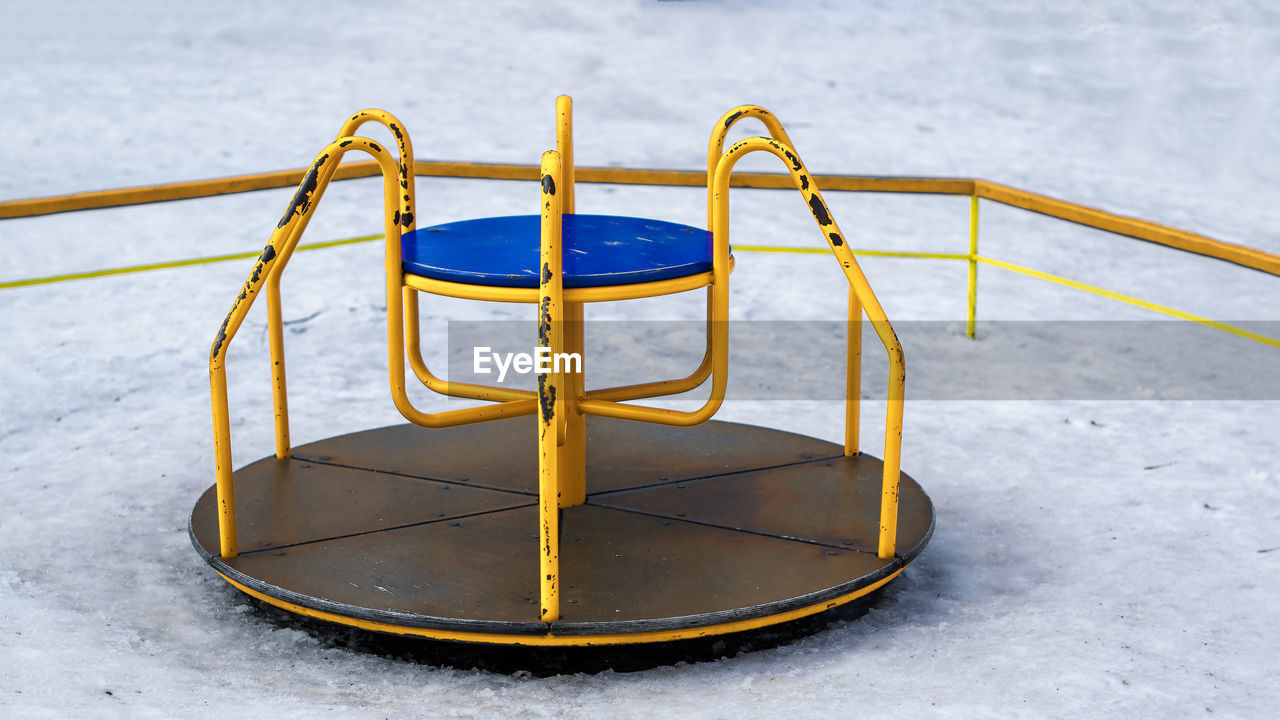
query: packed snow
1 1 1277 717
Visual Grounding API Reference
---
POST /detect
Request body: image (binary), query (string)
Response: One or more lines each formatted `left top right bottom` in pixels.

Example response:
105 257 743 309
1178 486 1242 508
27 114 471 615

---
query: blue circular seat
401 214 718 288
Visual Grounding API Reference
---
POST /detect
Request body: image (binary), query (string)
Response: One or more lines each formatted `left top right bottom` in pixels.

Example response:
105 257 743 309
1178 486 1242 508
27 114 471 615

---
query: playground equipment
188 97 934 645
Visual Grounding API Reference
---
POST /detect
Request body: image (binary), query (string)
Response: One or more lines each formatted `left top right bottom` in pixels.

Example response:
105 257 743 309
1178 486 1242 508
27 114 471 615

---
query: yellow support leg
845 287 861 456
265 278 291 459
878 354 905 560
967 193 979 339
209 366 238 559
557 301 587 507
537 150 565 623
554 95 586 509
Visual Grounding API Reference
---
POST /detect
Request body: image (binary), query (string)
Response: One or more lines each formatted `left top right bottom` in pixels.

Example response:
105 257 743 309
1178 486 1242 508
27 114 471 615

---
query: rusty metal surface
290 419 538 492
204 503 897 635
552 504 895 634
289 416 841 495
191 420 932 637
190 458 532 555
591 455 934 561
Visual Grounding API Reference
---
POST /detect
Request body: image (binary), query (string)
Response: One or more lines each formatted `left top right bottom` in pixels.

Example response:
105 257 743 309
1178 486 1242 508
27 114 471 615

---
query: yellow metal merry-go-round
189 95 934 647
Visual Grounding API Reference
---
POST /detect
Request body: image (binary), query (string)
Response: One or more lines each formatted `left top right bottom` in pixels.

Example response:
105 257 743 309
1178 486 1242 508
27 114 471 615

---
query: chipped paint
808 194 832 226
211 242 278 362
539 380 557 426
538 296 552 345
276 159 323 228
782 147 802 171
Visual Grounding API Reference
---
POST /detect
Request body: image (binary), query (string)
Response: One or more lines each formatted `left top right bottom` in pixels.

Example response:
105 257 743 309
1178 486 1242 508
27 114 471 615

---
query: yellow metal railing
5 161 1277 277
706 133 906 559
6 159 1279 357
206 134 407 560
203 112 547 562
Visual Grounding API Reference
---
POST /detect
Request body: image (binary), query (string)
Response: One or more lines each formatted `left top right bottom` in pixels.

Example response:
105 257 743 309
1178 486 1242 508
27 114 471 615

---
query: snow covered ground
1 1 1277 717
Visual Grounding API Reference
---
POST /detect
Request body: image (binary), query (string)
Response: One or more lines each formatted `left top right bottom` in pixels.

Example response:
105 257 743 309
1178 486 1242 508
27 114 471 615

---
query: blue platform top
401 214 717 288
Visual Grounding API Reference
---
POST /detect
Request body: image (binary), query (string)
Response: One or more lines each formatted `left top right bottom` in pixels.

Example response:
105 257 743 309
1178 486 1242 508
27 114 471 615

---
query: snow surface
1 1 1278 717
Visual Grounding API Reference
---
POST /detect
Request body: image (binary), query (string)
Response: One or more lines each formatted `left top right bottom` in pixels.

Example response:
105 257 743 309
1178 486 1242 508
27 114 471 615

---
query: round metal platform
190 417 933 646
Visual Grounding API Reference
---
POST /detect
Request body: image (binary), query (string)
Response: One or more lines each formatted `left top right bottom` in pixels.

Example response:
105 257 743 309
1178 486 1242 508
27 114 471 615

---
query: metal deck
190 417 933 643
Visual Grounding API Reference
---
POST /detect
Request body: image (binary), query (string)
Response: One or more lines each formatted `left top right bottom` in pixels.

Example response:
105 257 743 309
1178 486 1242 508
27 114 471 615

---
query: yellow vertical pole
209 366 238 559
537 150 565 623
555 95 587 507
261 144 349 460
845 288 861 456
966 194 979 339
265 281 291 459
556 96 575 211
559 304 586 506
878 348 904 560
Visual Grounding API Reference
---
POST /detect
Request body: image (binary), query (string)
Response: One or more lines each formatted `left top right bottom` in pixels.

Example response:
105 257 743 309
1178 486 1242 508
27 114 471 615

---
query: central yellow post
556 94 587 508
558 303 586 506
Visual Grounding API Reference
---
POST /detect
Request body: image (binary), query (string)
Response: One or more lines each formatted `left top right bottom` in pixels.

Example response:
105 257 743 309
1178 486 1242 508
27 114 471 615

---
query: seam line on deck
585 453 847 498
229 500 539 557
291 454 540 496
586 502 888 558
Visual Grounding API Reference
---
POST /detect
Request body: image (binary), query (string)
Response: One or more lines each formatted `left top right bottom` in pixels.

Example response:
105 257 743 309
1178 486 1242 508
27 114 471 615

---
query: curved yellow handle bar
711 135 906 560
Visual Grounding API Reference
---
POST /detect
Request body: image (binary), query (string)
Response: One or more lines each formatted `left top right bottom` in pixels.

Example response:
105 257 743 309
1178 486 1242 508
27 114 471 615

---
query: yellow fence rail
4 162 1278 278
3 160 1279 354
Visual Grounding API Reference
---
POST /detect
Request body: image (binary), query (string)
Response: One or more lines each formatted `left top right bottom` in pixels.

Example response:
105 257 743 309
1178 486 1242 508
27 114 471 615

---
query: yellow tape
0 239 942 290
976 256 1280 349
5 234 1276 351
735 245 968 261
0 233 382 290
